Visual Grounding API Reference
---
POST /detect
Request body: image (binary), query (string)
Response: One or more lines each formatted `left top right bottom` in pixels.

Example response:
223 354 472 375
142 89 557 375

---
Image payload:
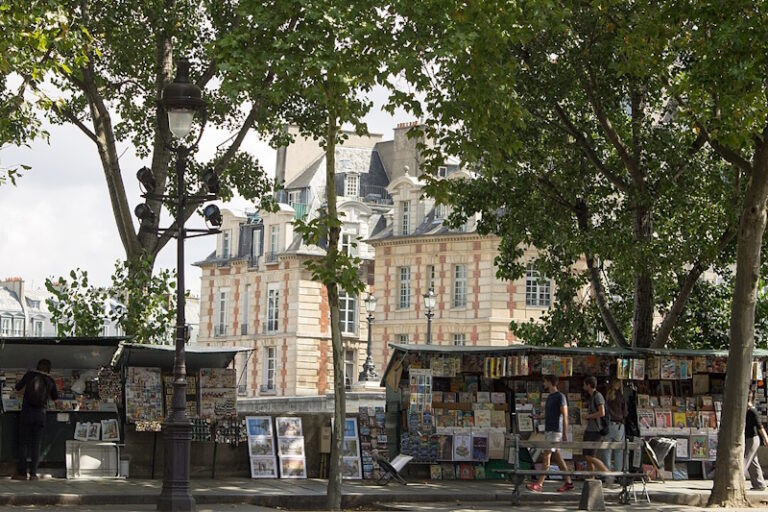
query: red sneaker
557 482 574 492
526 482 543 492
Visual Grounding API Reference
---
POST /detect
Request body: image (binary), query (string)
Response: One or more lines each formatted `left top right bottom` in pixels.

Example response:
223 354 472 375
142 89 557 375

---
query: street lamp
358 293 378 381
423 289 436 344
135 56 219 512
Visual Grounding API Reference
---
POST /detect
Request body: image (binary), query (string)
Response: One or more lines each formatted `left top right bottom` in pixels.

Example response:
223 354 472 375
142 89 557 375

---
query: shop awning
114 342 253 370
0 337 125 370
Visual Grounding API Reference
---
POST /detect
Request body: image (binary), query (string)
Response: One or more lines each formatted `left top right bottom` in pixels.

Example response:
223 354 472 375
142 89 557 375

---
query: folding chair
375 454 413 486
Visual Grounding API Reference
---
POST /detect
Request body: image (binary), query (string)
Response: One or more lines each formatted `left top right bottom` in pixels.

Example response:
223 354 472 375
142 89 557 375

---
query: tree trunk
631 202 654 348
324 118 345 511
708 142 768 507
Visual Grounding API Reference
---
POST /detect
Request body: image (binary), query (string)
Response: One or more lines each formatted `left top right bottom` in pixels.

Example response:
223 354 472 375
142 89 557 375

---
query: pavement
0 477 767 510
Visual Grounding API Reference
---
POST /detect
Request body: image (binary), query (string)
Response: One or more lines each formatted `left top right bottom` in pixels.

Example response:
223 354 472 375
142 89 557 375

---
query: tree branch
581 70 642 182
552 103 630 193
651 223 737 348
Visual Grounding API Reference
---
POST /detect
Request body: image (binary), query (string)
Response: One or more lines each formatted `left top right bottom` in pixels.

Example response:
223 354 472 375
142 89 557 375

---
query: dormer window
435 204 446 220
221 231 231 259
345 174 359 198
401 200 411 236
287 190 301 206
437 166 447 178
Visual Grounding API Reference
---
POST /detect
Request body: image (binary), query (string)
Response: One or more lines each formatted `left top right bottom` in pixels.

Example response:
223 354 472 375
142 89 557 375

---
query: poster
279 457 307 478
453 433 472 461
101 419 120 441
690 435 708 460
246 416 278 478
125 367 163 423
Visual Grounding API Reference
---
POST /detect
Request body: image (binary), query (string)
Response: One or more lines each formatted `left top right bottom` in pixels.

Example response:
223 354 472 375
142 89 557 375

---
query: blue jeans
600 422 625 471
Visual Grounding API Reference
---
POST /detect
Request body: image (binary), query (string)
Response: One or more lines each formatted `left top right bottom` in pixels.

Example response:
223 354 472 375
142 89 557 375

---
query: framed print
278 437 305 457
101 419 120 441
276 417 303 437
249 436 275 457
344 418 358 438
74 422 89 441
246 416 273 437
250 457 278 478
86 422 101 441
280 457 307 478
341 456 361 479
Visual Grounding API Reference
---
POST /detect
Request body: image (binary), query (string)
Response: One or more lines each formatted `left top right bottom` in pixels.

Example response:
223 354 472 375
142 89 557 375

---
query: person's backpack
27 374 50 407
591 392 610 436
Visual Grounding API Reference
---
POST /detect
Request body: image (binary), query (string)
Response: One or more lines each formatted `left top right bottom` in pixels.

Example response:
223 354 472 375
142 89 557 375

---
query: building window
434 204 446 220
453 333 466 346
453 264 467 308
345 174 359 198
267 285 279 333
237 352 249 395
32 320 43 336
426 265 435 292
221 230 231 259
115 325 124 337
397 334 410 344
269 225 280 261
251 230 261 259
101 325 110 337
287 190 301 206
437 166 447 178
339 291 357 335
12 318 24 336
398 267 411 309
28 300 41 309
344 349 356 387
263 346 276 391
401 200 410 236
340 233 355 256
242 285 250 335
526 263 552 307
216 288 229 336
1 318 10 336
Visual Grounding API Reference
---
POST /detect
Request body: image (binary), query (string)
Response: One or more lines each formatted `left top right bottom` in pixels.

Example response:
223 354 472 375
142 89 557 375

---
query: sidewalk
0 477 767 509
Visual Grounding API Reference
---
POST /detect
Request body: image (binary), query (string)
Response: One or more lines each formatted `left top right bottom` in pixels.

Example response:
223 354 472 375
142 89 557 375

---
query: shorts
545 431 563 452
583 430 602 456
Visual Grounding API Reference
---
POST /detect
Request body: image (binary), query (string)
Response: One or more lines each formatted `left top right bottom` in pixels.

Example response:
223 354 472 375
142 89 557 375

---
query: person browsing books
745 401 768 491
600 379 628 473
13 359 59 481
582 376 610 475
526 375 574 493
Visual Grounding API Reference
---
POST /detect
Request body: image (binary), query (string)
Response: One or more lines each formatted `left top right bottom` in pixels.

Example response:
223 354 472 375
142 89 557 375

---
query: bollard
578 479 606 511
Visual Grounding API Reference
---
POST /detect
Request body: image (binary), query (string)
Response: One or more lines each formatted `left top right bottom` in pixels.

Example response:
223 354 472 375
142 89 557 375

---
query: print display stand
276 417 307 478
341 417 362 479
246 416 278 478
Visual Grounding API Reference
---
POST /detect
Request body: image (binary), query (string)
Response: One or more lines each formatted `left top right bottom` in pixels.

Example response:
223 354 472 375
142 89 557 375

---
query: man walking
582 376 610 475
526 375 574 492
13 359 58 481
745 401 768 491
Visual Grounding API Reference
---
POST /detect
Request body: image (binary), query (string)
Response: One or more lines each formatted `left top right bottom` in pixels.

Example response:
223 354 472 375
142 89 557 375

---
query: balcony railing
241 323 248 335
265 252 279 264
214 325 228 337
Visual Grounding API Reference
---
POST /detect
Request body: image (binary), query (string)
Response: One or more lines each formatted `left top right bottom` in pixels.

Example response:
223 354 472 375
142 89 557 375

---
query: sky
0 85 413 295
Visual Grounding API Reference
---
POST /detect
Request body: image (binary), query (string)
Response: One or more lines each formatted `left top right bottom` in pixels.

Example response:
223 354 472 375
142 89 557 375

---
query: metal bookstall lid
0 336 124 370
113 342 253 371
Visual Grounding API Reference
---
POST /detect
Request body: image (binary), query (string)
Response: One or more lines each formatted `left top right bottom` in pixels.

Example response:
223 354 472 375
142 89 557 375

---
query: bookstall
0 337 125 476
113 343 252 478
380 344 768 482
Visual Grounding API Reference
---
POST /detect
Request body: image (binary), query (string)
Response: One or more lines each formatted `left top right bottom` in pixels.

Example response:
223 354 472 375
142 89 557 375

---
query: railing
265 252 279 264
214 325 227 337
248 255 259 269
358 184 392 204
293 203 308 220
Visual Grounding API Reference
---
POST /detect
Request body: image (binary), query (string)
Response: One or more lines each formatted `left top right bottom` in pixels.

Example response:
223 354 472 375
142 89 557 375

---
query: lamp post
135 57 220 512
358 293 378 381
423 289 436 345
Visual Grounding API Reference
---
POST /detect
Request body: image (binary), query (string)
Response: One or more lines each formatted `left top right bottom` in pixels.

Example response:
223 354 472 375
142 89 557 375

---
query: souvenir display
359 406 388 480
199 368 236 419
191 418 212 442
125 367 163 423
215 417 247 445
163 372 198 418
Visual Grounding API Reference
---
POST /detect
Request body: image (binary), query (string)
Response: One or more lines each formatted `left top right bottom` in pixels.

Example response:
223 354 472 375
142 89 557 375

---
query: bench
502 435 648 509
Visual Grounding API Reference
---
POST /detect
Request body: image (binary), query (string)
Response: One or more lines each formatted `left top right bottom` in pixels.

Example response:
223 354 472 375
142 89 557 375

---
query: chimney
0 277 26 308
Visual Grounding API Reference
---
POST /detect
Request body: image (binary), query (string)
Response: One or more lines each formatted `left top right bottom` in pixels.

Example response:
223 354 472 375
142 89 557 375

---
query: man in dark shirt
745 402 768 490
526 375 574 493
13 359 58 481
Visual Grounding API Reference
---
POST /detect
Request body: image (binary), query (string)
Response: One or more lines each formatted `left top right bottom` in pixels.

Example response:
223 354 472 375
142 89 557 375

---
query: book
491 392 506 404
517 413 534 433
686 411 699 428
430 464 443 480
675 438 689 459
472 434 488 461
453 434 473 461
474 464 486 480
700 411 717 429
617 358 630 379
488 430 506 459
631 359 646 380
690 434 708 459
442 463 456 479
659 395 673 408
436 435 454 460
699 396 714 411
490 410 506 429
661 358 677 380
638 409 655 431
673 412 687 429
654 410 672 428
708 433 718 459
474 410 491 428
476 392 490 404
459 463 474 480
693 375 709 395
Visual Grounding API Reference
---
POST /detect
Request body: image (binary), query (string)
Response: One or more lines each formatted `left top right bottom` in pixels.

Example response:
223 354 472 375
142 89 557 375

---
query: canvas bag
591 391 610 436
